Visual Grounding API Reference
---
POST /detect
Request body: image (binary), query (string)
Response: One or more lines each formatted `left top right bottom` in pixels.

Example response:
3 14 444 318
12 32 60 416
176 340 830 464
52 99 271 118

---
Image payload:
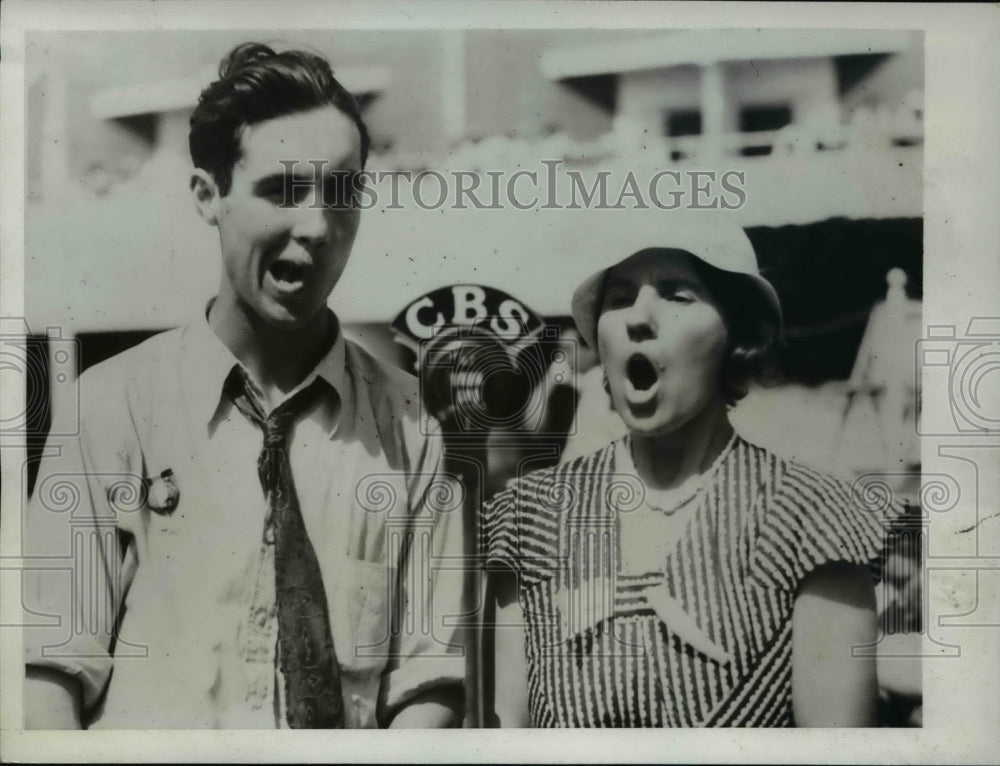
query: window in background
738 103 793 157
664 108 702 160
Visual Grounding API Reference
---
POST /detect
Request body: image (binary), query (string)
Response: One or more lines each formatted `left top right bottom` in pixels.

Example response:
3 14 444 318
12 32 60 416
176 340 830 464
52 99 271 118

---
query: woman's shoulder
481 441 619 568
724 435 856 510
500 440 618 501
740 437 906 590
772 451 857 511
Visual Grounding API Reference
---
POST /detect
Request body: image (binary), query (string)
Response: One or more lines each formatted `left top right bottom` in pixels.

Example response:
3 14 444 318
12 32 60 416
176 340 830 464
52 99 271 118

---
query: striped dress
482 434 903 727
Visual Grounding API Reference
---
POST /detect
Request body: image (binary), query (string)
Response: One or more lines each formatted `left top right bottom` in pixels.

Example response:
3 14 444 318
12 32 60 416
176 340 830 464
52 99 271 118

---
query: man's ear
191 169 221 225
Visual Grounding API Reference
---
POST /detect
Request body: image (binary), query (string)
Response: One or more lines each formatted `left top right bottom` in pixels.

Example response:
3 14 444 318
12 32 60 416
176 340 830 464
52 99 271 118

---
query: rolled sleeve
378 423 466 719
22 368 139 713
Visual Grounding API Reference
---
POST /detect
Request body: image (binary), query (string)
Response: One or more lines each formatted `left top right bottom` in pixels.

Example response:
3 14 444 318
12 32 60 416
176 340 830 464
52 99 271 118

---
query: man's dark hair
189 42 371 196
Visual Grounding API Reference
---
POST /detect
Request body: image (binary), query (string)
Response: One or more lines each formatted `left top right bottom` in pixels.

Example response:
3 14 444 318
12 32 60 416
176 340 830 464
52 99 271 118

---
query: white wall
616 57 839 136
617 65 702 134
724 57 838 130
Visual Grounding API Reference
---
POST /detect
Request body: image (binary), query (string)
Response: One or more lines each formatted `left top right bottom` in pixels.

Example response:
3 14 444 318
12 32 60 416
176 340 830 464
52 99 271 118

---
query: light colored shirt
23 311 465 728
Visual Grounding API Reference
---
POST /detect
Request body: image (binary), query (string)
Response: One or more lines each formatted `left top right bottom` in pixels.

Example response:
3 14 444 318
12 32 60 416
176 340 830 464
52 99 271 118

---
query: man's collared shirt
24 311 465 728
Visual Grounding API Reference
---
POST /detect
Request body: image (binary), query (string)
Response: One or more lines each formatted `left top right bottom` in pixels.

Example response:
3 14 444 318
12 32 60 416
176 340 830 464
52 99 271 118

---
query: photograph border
2 1 998 762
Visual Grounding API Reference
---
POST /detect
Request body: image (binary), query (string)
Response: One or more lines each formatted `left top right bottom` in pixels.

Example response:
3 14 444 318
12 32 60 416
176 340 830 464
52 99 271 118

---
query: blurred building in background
27 29 921 209
25 27 923 474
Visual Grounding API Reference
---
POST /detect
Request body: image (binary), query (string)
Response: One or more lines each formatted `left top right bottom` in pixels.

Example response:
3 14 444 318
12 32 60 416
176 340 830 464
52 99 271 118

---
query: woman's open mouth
624 353 660 404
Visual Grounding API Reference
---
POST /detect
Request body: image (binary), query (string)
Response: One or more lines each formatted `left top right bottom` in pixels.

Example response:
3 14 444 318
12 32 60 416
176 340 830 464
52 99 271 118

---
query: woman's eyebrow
604 273 702 295
657 276 699 289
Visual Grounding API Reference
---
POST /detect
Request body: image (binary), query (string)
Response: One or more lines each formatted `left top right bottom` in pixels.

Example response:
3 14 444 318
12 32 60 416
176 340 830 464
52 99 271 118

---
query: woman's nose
626 285 658 342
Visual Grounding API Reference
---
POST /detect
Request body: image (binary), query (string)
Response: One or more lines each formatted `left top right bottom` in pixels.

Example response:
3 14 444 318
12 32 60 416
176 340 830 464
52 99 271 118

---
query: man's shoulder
68 327 188 440
77 327 186 390
340 338 446 475
342 337 425 425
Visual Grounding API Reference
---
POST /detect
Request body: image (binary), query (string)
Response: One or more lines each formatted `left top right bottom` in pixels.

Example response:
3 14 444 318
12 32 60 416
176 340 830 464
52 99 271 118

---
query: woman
482 218 903 727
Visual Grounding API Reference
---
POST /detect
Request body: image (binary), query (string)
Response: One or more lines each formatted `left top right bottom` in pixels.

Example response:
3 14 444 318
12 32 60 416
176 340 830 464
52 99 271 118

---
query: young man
24 43 464 729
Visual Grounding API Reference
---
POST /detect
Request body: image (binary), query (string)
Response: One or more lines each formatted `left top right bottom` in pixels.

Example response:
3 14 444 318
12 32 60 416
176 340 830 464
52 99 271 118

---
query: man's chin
259 297 328 332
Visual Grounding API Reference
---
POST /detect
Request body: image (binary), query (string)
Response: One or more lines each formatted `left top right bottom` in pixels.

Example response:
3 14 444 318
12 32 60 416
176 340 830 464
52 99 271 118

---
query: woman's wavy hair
696 261 784 405
189 42 371 196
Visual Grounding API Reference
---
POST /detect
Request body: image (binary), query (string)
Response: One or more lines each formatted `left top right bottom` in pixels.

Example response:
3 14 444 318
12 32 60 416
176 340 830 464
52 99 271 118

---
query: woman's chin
620 409 674 437
618 401 713 440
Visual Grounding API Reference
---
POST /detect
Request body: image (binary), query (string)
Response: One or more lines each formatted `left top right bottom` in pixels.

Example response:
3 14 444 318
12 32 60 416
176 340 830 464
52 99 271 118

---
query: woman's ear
190 169 221 225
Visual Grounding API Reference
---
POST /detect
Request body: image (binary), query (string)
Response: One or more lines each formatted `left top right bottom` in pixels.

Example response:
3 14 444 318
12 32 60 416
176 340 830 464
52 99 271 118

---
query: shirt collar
181 302 350 437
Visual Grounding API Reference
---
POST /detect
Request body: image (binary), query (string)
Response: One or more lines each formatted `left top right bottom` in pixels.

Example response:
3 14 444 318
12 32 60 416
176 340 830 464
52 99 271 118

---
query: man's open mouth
626 353 659 392
267 260 309 287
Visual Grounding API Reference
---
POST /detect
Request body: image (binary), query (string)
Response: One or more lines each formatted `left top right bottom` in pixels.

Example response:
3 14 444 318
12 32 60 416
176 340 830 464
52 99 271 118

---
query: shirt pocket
329 556 391 728
330 556 391 676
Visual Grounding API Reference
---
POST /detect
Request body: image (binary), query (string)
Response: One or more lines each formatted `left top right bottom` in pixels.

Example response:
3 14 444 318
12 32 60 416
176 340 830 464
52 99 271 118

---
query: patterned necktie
227 369 344 728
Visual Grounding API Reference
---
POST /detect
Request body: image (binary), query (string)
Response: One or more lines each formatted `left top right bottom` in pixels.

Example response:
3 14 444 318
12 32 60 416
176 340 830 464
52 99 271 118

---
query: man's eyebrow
252 168 359 189
251 172 304 192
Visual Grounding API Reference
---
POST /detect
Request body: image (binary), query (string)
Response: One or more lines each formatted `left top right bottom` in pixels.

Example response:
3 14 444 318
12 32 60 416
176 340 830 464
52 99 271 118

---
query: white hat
570 214 782 350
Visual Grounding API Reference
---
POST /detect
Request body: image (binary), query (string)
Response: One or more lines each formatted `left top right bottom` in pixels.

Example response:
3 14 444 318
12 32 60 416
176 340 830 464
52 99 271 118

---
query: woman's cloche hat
570 214 782 351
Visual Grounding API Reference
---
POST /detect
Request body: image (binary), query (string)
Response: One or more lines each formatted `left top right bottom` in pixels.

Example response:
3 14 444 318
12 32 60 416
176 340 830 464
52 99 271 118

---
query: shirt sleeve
22 363 140 713
480 481 520 572
749 460 908 593
377 418 466 721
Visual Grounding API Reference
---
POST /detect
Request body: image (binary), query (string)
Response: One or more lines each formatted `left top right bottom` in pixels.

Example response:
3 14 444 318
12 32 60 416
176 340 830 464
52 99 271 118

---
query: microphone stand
418 332 498 729
440 427 489 728
401 310 546 729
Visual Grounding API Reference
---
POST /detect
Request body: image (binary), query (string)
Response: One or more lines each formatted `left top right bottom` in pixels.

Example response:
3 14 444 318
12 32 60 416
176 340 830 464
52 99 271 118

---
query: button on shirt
23 312 465 728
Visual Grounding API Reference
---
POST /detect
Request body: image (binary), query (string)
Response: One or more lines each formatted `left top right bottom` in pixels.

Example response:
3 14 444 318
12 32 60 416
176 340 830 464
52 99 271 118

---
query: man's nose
626 285 658 342
291 189 330 247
